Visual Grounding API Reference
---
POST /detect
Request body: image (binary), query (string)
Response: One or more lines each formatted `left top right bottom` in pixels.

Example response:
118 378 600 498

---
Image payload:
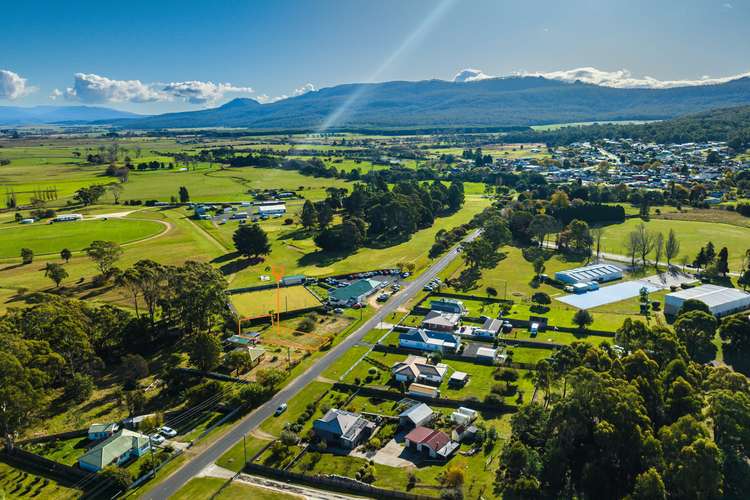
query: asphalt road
145 229 480 499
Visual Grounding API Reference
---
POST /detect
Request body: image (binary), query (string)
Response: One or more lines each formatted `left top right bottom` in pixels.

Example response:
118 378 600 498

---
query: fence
17 428 87 446
332 382 515 413
244 462 438 500
1 446 104 490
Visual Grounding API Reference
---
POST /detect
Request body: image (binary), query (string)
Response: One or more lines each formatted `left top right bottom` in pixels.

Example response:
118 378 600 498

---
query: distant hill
108 76 750 131
0 105 141 125
502 104 750 148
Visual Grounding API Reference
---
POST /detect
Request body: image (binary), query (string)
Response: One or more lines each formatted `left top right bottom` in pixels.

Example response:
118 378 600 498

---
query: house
87 423 119 441
429 298 467 315
391 355 448 385
225 333 260 348
421 310 461 331
313 409 375 449
404 426 459 460
399 403 434 429
451 407 478 426
257 203 286 216
329 279 381 306
452 424 479 443
399 328 461 353
233 345 266 367
464 343 501 364
473 318 502 338
407 382 440 399
78 429 151 472
448 371 469 388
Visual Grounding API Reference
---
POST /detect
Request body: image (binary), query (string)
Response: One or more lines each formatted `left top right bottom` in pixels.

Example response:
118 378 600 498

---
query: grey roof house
313 409 375 449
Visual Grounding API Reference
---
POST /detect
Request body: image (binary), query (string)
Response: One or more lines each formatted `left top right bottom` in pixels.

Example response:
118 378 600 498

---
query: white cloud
64 73 254 105
517 66 750 89
65 73 165 103
0 69 34 100
293 83 316 96
723 3 733 9
49 88 62 100
450 66 750 89
452 68 492 82
160 81 254 104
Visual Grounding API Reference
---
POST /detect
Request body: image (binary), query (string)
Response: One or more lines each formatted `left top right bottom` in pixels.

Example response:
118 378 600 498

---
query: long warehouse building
555 263 623 285
664 284 750 317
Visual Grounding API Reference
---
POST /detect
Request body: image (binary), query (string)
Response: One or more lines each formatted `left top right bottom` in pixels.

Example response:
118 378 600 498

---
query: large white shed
664 284 750 317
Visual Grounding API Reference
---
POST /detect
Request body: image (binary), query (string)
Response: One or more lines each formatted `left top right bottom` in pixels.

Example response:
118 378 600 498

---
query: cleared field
599 218 750 272
0 218 165 259
0 461 78 499
230 286 322 318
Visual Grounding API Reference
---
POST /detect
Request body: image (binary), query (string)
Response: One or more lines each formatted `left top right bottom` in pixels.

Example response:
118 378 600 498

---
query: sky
1 0 749 114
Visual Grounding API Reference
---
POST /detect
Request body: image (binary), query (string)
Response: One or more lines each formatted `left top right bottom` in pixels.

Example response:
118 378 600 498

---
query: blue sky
1 0 748 113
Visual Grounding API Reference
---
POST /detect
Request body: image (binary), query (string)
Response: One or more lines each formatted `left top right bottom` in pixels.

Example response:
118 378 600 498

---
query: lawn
0 461 79 499
216 436 272 472
23 436 90 466
171 478 300 500
0 218 164 259
230 286 321 318
599 218 750 272
259 380 331 437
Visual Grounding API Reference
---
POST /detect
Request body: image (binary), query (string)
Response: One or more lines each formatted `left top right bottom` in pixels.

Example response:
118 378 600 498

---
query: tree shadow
297 248 356 268
219 256 264 275
211 251 241 264
277 228 315 241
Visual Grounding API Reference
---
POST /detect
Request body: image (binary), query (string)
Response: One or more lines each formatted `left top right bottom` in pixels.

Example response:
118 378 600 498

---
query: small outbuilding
399 403 434 429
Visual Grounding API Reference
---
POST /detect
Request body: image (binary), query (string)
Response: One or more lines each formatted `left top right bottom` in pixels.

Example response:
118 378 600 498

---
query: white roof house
664 285 750 317
258 204 286 215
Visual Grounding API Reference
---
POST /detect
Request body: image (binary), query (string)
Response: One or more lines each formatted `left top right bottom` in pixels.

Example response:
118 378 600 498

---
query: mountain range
5 76 750 130
0 105 140 125
108 76 750 131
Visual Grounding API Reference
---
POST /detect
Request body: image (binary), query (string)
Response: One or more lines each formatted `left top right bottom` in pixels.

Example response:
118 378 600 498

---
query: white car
158 426 177 438
149 433 166 445
275 403 288 416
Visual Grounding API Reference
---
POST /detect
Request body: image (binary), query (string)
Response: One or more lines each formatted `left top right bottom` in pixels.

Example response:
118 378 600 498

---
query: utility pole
243 434 247 465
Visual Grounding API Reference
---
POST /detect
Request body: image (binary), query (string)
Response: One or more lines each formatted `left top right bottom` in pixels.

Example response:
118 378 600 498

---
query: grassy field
171 477 301 500
599 218 750 271
230 286 322 318
0 217 164 258
0 461 79 499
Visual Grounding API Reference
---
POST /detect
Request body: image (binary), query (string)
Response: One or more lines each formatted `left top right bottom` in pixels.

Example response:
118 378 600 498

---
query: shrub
531 292 551 305
64 373 94 403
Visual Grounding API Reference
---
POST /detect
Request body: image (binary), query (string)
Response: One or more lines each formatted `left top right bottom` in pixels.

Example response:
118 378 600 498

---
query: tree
462 238 502 270
160 261 227 333
716 247 729 276
60 248 72 263
108 183 124 204
44 262 68 288
674 310 718 362
550 190 570 209
528 214 558 247
64 373 94 403
635 223 655 267
315 202 333 229
233 224 271 259
100 466 133 491
85 240 123 277
719 316 750 360
679 299 710 316
447 181 465 211
225 349 254 375
625 230 640 267
121 353 149 381
694 247 708 270
188 331 222 372
630 468 667 500
0 350 47 444
654 232 664 270
665 229 680 267
705 241 716 264
483 216 512 247
573 309 593 331
533 257 545 279
74 185 106 206
300 200 318 230
256 368 285 389
20 247 33 264
131 260 166 325
178 186 190 203
561 219 593 253
591 226 605 261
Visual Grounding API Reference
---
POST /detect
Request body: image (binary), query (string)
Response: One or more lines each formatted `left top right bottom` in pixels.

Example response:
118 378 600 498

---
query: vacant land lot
230 286 321 318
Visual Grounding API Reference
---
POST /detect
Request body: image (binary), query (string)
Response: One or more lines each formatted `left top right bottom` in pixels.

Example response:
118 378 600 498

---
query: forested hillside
504 105 750 149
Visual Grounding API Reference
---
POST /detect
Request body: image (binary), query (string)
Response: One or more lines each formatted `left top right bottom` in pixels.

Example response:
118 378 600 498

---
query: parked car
158 426 177 438
149 433 166 445
377 293 390 302
401 272 410 278
275 403 288 416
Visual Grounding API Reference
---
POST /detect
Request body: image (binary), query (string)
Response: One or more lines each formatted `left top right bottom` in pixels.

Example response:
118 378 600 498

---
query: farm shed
664 284 750 317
